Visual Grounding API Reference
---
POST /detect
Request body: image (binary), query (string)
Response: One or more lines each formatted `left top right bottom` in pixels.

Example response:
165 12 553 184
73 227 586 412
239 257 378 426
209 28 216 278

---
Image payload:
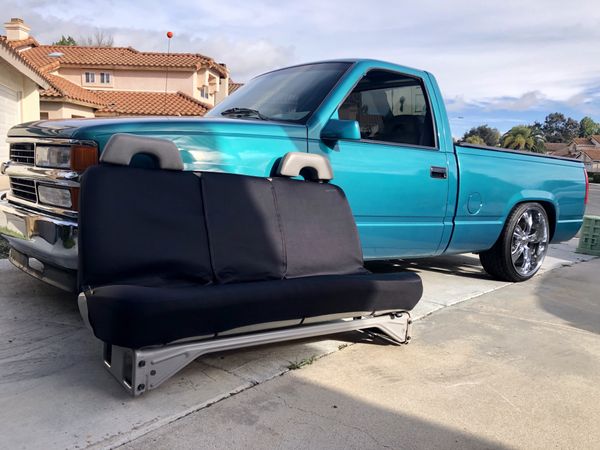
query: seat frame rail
101 312 412 396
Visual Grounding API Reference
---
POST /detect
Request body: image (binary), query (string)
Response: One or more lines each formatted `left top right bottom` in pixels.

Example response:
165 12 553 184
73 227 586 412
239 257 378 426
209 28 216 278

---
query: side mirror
320 119 361 141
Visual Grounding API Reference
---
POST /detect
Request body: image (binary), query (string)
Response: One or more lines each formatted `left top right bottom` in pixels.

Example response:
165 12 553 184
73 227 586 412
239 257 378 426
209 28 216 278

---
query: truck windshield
207 62 352 124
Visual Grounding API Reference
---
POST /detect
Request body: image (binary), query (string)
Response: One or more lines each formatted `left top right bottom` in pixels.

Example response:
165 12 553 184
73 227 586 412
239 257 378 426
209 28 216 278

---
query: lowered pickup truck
0 59 588 291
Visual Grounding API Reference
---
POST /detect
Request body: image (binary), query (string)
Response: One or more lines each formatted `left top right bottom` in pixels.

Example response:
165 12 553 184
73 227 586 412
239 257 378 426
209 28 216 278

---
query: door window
338 70 435 148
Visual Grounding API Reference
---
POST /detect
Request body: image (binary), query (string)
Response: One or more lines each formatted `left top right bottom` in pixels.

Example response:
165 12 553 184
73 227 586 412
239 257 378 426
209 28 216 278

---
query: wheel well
512 200 556 240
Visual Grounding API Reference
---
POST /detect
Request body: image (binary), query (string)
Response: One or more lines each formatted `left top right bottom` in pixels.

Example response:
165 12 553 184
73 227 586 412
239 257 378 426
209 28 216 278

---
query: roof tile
582 149 600 161
228 80 244 94
573 137 593 145
94 90 209 116
15 44 227 76
41 74 105 105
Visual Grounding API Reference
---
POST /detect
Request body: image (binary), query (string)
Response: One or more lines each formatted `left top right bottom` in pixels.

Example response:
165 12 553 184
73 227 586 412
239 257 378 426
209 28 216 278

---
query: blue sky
5 0 599 137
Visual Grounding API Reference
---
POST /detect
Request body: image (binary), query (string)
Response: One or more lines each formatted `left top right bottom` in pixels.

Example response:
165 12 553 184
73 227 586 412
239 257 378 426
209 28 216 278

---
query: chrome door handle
430 166 447 179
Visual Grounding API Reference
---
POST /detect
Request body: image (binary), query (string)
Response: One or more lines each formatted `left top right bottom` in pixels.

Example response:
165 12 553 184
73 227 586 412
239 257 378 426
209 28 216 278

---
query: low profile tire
479 202 550 282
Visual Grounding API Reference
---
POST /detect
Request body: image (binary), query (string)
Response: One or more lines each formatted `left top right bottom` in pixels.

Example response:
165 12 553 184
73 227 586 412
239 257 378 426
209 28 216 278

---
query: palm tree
501 126 545 152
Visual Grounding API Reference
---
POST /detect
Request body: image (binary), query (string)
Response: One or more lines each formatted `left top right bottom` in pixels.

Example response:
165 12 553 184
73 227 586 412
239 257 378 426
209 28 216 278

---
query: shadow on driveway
366 253 492 281
535 257 600 335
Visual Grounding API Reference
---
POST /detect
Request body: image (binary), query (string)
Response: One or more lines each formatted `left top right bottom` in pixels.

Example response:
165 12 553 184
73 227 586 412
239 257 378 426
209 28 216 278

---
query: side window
338 70 435 147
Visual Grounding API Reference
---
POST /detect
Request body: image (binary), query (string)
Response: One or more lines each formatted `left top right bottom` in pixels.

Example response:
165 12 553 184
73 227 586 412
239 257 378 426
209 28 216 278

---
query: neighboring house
1 17 235 121
0 19 48 164
543 142 570 156
549 135 600 173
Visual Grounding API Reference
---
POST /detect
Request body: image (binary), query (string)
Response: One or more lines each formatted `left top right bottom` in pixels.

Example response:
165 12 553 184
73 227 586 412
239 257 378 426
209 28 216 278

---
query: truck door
308 69 450 259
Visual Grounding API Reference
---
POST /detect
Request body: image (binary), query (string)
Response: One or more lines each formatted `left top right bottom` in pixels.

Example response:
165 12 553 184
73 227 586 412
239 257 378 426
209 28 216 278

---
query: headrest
276 152 333 181
100 133 184 170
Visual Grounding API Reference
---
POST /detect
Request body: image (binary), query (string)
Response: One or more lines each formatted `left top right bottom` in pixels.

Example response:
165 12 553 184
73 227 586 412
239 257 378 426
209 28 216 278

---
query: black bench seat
77 133 423 394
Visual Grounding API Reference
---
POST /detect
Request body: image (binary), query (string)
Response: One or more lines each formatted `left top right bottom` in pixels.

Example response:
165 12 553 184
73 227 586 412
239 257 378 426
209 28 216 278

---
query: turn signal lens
70 186 80 211
70 145 98 172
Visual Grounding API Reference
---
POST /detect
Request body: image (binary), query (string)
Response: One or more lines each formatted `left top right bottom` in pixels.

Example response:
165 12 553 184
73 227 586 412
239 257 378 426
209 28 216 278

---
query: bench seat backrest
79 166 366 289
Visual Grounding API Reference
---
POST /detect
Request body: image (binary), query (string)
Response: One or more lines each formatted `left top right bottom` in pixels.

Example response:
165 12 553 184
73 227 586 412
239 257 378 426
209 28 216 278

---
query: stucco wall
215 76 229 104
40 101 96 119
57 67 195 96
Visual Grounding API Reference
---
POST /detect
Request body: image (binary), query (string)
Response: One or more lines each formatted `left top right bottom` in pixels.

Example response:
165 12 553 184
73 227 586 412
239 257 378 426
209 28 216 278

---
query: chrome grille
9 143 35 165
9 177 37 203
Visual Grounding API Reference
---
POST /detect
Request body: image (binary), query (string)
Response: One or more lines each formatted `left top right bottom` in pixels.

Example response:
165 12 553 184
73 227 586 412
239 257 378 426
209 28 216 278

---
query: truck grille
9 143 35 165
9 178 38 203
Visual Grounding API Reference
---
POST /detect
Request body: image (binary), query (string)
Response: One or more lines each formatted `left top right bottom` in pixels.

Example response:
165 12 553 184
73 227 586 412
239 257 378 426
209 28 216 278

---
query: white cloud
2 0 599 116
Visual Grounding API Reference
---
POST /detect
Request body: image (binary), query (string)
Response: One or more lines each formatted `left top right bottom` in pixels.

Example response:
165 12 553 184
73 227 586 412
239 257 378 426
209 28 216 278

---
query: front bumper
0 191 78 290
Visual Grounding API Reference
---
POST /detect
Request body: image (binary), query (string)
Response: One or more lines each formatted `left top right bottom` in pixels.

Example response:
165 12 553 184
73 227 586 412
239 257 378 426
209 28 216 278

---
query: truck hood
7 116 307 142
8 116 308 176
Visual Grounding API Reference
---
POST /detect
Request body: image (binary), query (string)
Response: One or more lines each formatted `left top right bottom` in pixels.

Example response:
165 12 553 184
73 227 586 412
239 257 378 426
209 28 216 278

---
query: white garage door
0 84 20 163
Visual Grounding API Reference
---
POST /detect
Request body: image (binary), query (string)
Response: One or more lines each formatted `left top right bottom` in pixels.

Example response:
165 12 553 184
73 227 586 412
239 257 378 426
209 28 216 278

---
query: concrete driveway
126 257 600 450
0 238 595 449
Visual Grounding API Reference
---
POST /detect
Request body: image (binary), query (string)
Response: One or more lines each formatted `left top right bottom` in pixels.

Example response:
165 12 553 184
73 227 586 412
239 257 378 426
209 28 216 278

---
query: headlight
37 185 72 208
35 146 71 169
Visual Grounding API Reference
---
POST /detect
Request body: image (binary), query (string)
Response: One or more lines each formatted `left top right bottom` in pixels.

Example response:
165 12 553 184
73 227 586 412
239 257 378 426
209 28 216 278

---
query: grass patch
287 355 318 371
0 236 9 259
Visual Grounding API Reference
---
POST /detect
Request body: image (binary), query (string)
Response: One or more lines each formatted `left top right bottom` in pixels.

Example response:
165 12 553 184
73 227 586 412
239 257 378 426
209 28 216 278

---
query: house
0 19 48 167
543 142 570 156
574 136 600 173
1 18 234 122
549 135 600 172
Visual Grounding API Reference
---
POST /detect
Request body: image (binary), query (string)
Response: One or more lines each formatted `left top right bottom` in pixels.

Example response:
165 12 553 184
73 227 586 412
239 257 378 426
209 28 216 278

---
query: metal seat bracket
102 312 411 396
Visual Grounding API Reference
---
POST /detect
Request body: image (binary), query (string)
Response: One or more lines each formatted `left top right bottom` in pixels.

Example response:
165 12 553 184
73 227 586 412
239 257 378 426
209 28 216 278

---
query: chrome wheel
510 208 549 277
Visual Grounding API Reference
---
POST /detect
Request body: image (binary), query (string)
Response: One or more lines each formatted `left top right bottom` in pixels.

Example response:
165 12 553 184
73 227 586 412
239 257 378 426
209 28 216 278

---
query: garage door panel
0 84 19 162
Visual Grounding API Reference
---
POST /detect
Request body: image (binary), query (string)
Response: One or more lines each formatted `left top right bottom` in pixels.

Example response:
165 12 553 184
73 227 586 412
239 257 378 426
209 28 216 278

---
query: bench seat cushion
85 271 423 349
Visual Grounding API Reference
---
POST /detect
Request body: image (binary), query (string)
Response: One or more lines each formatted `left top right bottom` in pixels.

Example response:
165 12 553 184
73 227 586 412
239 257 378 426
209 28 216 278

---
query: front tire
480 202 549 282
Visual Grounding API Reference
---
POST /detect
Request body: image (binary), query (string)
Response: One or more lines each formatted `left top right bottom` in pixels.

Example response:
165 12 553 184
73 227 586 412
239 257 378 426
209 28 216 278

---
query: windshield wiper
220 107 268 120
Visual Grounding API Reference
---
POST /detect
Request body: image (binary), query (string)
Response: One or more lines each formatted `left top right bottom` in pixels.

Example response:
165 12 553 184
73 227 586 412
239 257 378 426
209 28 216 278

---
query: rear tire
479 202 549 282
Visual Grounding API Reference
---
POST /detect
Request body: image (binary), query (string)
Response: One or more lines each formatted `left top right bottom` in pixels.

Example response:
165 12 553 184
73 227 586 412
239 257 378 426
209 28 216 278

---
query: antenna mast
164 31 173 114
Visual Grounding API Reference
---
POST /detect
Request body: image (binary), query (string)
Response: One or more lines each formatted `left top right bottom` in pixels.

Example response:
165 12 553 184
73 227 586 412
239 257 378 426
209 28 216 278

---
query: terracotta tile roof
0 35 49 86
41 74 105 106
591 135 600 144
3 36 39 49
14 44 227 76
94 90 209 116
582 149 600 161
573 137 593 145
544 143 570 152
228 80 244 94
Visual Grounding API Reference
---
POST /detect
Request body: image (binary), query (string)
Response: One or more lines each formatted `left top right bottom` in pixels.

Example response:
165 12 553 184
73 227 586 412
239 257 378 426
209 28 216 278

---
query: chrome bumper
0 191 78 290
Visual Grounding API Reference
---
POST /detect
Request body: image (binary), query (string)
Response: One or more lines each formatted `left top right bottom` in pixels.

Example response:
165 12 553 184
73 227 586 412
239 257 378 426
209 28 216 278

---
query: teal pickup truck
0 60 588 291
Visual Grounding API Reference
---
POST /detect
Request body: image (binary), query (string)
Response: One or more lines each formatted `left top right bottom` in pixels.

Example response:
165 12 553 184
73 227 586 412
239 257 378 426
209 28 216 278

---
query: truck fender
504 190 558 238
